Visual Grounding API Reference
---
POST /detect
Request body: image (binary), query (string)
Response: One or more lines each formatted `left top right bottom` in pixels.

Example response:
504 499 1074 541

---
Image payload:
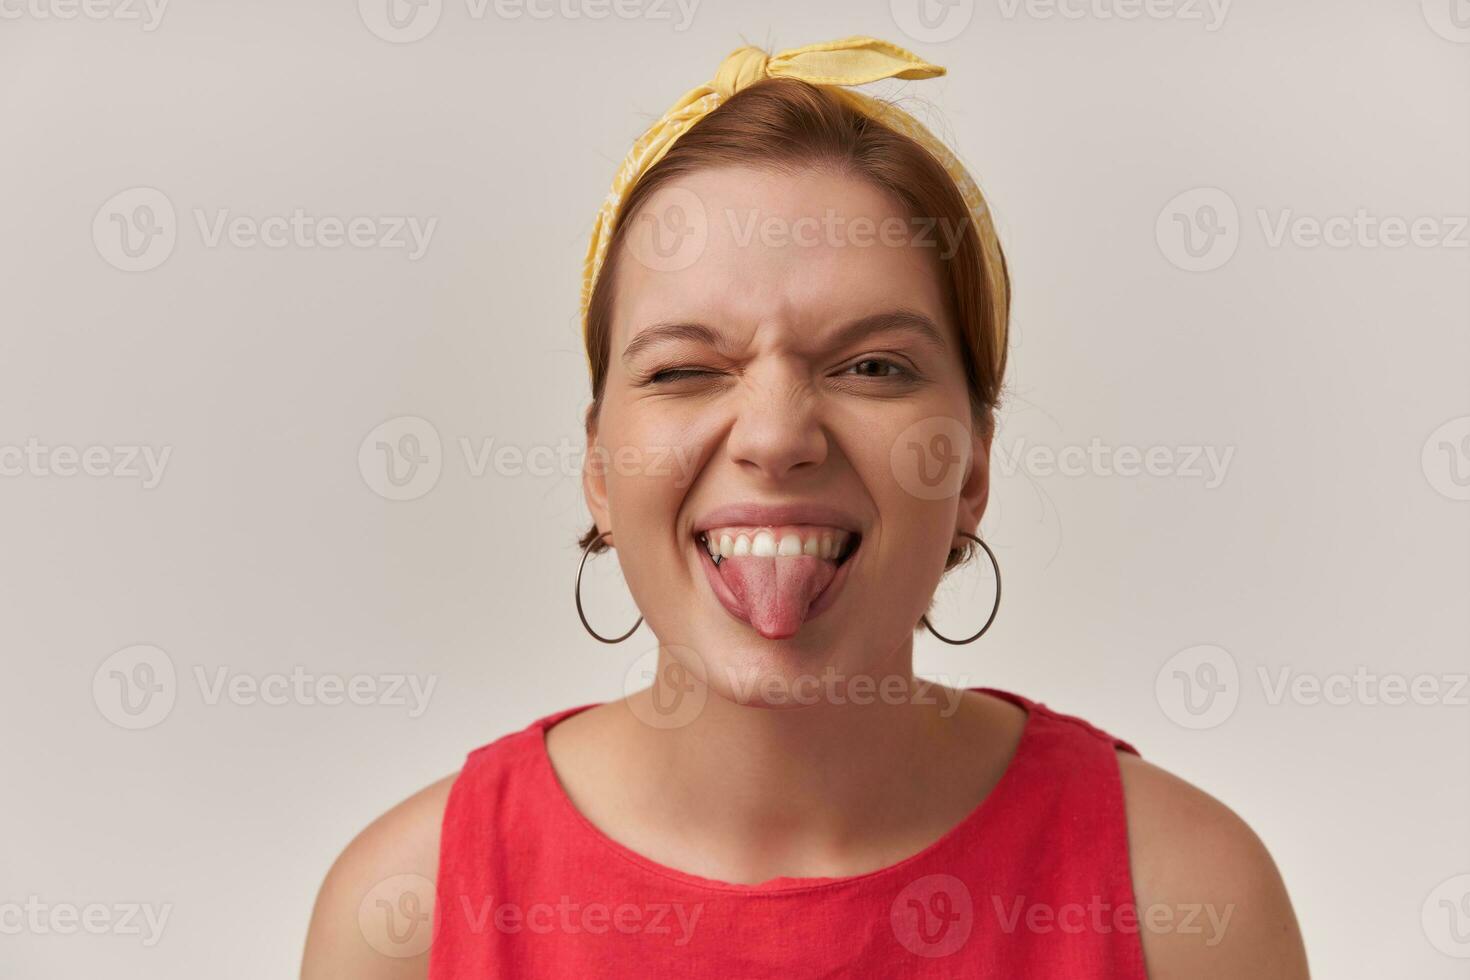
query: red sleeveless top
428 688 1146 977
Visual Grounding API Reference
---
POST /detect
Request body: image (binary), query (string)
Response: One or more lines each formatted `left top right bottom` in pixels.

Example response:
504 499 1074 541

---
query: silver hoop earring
574 530 643 644
920 531 1002 645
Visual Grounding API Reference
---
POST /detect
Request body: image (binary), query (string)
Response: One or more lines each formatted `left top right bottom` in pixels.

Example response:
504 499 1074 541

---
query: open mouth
692 526 863 639
695 527 862 568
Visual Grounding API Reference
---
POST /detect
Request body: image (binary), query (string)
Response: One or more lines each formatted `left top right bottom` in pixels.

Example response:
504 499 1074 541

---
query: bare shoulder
300 772 458 980
1116 752 1310 979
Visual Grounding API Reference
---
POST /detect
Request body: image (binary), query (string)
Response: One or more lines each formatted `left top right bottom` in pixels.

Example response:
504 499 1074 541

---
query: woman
302 36 1308 978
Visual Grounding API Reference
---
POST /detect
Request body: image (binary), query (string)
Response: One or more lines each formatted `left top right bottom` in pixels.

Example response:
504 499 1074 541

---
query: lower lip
693 535 860 635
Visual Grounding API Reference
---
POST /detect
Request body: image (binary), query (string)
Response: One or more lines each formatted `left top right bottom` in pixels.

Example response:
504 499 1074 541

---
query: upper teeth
701 526 852 561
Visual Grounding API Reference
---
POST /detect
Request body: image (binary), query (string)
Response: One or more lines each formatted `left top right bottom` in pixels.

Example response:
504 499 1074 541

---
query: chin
653 612 912 712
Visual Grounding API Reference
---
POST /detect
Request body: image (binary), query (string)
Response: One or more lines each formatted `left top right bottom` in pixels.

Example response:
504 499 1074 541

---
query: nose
724 363 829 481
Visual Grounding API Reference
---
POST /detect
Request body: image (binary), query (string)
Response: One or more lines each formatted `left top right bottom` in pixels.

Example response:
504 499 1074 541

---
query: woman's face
584 165 991 705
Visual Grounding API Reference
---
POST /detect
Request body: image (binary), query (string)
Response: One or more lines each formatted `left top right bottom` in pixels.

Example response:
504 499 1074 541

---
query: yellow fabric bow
579 35 1002 373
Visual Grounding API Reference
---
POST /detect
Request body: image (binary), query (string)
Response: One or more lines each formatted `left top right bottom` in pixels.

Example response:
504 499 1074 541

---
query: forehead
611 165 950 355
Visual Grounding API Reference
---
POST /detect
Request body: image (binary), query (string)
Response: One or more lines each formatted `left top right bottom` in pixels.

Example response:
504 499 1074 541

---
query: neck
621 643 978 882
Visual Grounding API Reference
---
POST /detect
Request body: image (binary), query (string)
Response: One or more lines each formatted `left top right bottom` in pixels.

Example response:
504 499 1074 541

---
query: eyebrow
620 309 948 365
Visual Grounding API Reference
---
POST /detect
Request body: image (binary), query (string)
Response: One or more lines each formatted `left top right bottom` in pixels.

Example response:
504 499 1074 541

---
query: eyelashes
843 357 915 381
638 356 920 387
644 367 715 385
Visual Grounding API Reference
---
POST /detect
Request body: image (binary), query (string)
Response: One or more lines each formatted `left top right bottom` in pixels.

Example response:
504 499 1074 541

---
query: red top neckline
528 686 1039 896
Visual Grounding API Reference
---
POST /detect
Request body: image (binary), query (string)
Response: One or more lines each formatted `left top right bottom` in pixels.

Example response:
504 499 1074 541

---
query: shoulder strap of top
978 686 1141 757
430 703 602 978
964 686 1148 976
438 700 597 830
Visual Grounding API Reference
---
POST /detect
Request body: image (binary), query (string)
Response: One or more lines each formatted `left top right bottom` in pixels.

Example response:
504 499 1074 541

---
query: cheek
597 397 709 544
831 386 972 587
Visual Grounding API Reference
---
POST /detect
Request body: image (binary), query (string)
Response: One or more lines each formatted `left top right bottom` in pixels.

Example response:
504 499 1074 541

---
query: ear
955 414 993 538
582 404 612 538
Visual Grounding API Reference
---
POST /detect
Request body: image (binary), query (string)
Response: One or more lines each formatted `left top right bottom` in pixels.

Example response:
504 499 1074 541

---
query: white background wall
1 1 1466 976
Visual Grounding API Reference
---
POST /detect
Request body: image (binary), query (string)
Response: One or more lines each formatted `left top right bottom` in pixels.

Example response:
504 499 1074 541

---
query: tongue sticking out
715 555 837 639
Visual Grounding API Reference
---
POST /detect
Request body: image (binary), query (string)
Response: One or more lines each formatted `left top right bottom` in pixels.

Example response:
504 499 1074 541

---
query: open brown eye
846 358 910 379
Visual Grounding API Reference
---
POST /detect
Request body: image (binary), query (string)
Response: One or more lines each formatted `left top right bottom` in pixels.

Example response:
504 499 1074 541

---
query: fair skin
301 166 1309 979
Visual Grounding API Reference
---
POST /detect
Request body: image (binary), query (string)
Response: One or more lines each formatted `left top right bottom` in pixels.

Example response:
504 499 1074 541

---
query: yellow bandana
579 35 1005 374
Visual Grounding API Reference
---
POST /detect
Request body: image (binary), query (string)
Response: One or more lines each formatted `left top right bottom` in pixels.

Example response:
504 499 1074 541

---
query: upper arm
300 773 458 980
1117 752 1310 980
